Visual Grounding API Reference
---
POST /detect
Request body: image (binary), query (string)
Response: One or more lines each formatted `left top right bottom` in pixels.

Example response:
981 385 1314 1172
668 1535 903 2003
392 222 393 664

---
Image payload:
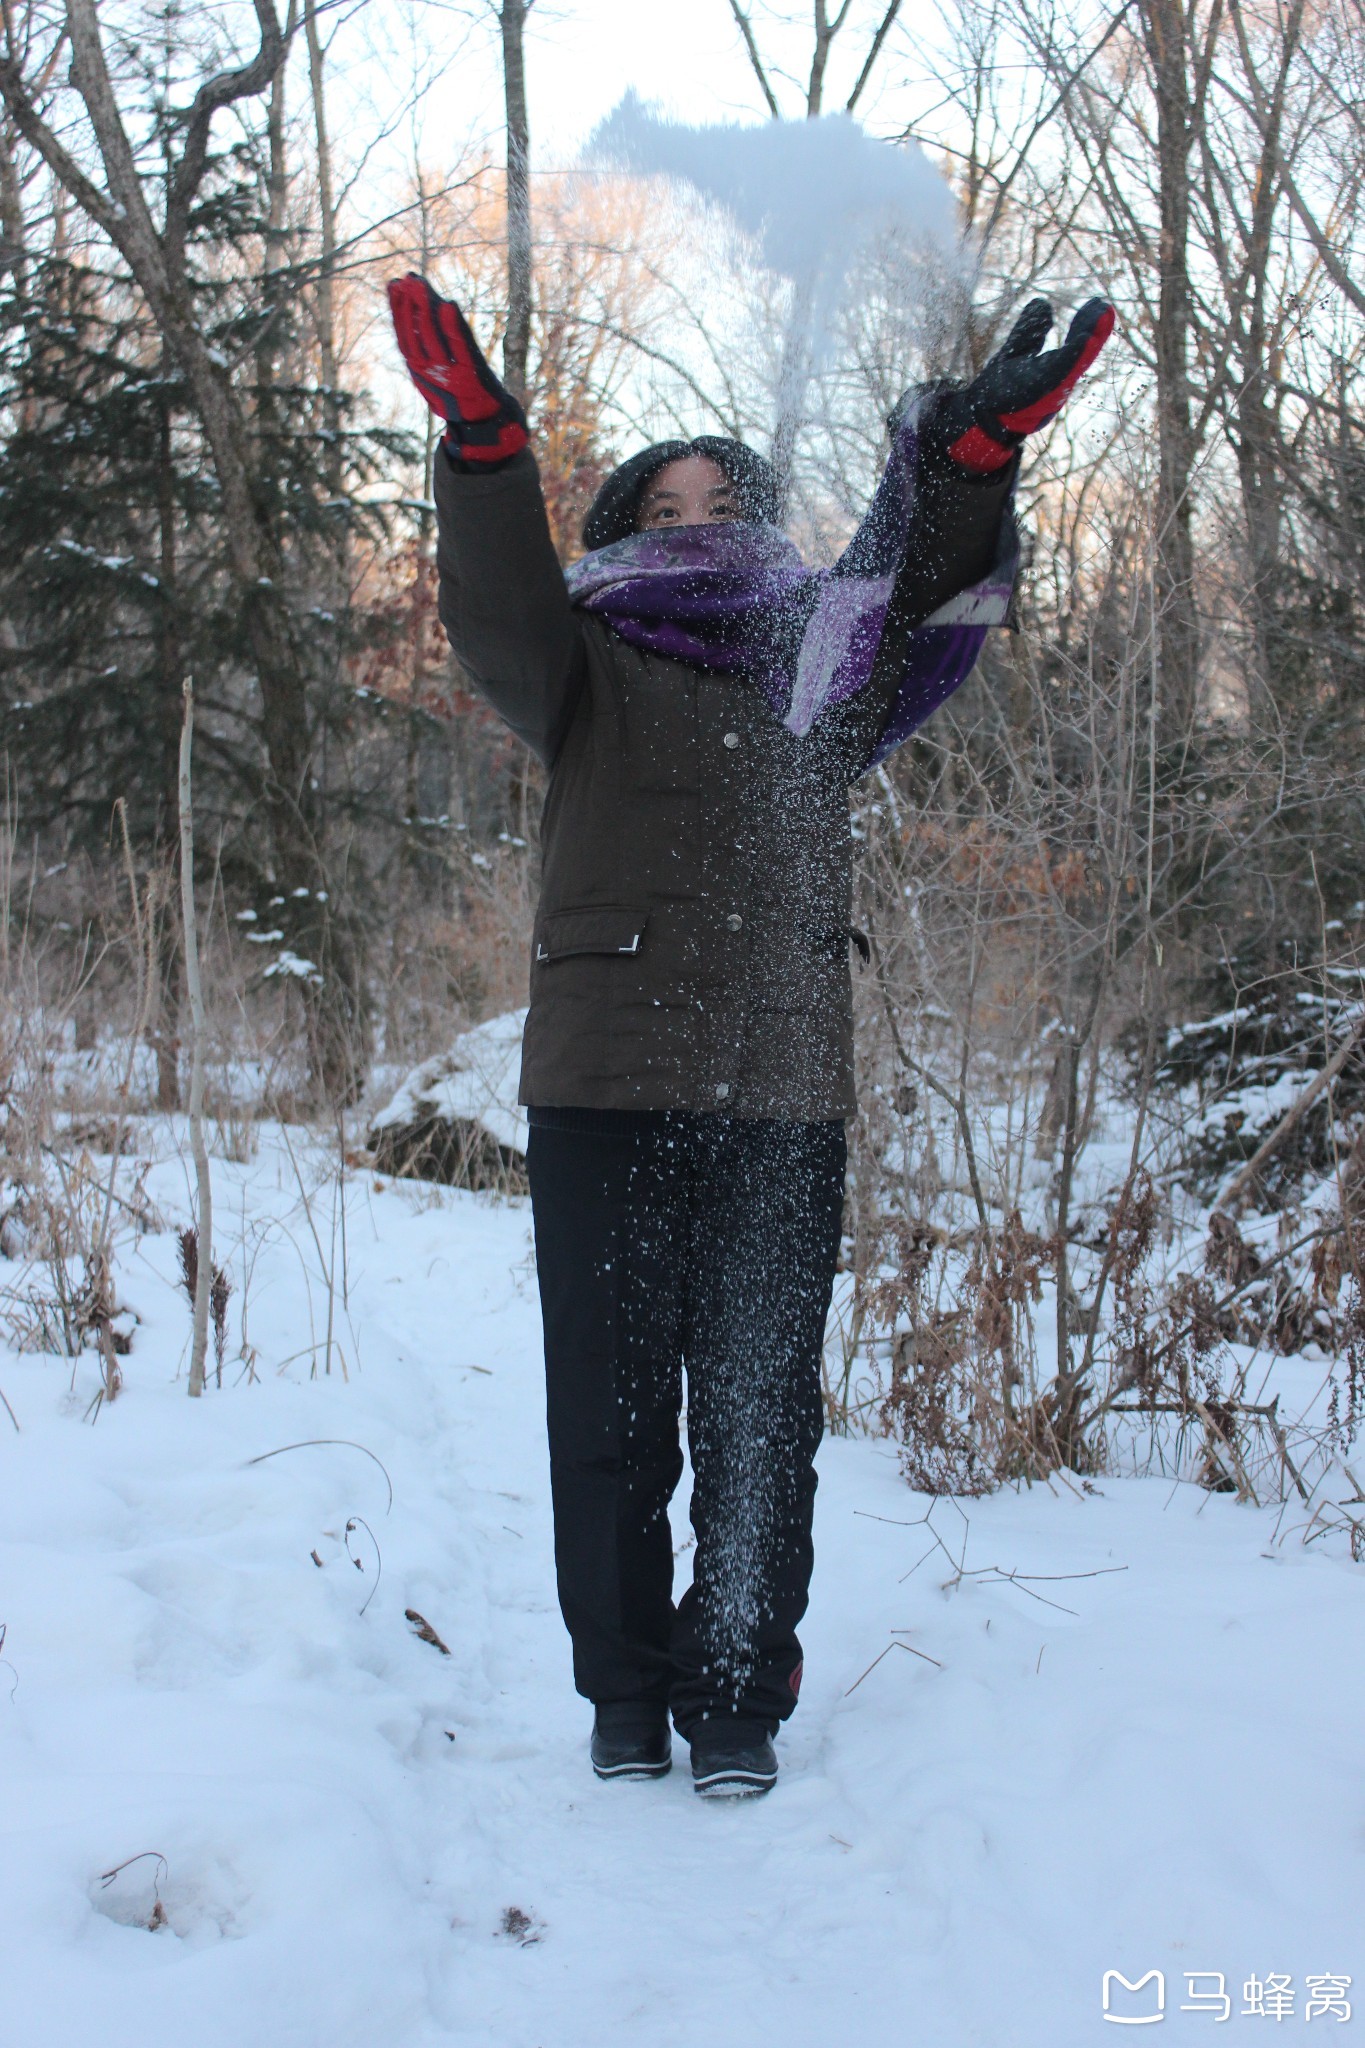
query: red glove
929 297 1115 475
387 273 528 466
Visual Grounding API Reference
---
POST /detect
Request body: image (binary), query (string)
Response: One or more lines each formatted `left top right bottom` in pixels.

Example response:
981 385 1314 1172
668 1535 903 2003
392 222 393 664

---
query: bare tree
1002 0 1209 737
726 0 905 118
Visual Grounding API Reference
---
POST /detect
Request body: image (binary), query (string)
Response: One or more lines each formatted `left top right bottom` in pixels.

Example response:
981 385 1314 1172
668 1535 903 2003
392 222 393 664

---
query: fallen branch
1266 1401 1312 1507
844 1635 943 1695
1107 1393 1312 1506
1214 1011 1365 1215
1192 1397 1258 1505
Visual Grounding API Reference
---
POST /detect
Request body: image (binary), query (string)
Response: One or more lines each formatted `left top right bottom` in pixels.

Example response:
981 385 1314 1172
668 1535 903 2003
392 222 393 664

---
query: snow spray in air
587 92 963 504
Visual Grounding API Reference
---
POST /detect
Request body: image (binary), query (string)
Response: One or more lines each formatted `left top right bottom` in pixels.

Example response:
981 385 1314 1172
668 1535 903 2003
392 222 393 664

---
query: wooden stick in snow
179 680 212 1398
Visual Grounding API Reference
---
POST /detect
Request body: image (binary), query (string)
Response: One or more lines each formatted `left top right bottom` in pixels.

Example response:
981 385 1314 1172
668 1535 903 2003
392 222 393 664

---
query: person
388 274 1113 1797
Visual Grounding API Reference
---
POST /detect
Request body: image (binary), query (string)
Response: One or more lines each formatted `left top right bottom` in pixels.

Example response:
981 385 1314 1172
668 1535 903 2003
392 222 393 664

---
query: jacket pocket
534 903 649 963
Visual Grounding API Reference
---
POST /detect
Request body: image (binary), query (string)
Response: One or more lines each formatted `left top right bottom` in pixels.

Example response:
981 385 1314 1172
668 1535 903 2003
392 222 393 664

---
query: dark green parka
434 447 1011 1120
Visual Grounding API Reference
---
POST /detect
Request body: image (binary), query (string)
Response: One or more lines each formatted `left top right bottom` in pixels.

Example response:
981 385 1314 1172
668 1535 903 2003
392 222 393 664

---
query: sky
337 0 942 184
327 0 1076 494
522 0 786 157
520 0 926 158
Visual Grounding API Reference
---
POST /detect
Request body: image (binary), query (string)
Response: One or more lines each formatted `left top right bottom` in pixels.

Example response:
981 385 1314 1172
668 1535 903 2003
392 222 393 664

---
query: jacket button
722 731 740 749
715 1082 731 1099
726 913 743 931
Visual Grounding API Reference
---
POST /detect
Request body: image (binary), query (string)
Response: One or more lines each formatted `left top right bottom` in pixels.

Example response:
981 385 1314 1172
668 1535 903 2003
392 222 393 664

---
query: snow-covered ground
3 1129 1363 2046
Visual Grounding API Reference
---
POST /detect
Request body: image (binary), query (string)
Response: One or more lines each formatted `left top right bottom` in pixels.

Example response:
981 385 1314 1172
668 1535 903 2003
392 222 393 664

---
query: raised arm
432 447 583 765
388 276 584 766
833 297 1114 616
830 421 1018 622
807 417 1016 774
817 296 1115 773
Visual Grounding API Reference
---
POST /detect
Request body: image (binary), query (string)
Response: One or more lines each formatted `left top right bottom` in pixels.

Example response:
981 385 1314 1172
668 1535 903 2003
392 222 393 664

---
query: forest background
2 0 1364 1495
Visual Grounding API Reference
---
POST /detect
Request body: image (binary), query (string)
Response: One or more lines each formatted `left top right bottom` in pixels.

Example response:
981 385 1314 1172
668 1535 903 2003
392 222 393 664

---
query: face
636 454 742 531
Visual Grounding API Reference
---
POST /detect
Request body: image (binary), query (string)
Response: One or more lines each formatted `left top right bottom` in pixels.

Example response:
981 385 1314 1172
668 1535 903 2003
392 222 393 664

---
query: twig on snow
844 1636 944 1696
99 1850 168 1894
345 1515 381 1615
244 1437 394 1512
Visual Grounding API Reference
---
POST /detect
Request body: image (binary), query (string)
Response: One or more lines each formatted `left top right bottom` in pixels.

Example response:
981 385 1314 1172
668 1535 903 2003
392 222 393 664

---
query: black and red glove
928 296 1115 475
387 273 528 466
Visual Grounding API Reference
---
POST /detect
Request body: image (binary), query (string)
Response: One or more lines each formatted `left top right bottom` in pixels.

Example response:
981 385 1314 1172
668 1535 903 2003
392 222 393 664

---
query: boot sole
692 1765 777 1798
592 1756 672 1780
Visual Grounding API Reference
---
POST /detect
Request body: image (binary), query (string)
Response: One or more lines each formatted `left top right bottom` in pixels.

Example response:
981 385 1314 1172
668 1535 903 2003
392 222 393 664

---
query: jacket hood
581 436 781 551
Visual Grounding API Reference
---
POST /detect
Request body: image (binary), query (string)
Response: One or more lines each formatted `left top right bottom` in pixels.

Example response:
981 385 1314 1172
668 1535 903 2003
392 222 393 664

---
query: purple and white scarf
562 395 1019 768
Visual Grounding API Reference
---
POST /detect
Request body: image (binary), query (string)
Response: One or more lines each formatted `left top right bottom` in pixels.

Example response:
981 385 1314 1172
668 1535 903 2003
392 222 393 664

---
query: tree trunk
1139 0 1201 738
179 683 213 1399
500 0 532 406
1232 211 1284 719
154 376 184 1110
0 112 37 434
0 111 20 257
304 0 345 527
1225 0 1306 714
807 0 835 115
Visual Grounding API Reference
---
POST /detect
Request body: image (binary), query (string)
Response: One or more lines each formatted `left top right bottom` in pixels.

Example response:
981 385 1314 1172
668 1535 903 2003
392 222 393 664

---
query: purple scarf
562 394 1018 768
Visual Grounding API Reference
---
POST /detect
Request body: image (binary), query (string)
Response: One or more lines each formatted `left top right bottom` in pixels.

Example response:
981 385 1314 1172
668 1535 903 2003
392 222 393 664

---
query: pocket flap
535 904 649 963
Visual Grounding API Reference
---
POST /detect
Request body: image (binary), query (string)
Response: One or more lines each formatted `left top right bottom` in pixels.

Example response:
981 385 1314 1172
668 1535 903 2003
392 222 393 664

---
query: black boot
590 1702 673 1780
688 1718 778 1798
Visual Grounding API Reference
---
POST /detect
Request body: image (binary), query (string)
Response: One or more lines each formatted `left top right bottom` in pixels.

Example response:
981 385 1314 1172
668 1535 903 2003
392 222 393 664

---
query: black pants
526 1109 846 1738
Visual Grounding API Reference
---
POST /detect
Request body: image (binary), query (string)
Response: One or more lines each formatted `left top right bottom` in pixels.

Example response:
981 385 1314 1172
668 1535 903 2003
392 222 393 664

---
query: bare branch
62 0 167 256
167 0 287 250
0 44 125 247
727 0 781 118
1227 0 1365 319
846 0 903 112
